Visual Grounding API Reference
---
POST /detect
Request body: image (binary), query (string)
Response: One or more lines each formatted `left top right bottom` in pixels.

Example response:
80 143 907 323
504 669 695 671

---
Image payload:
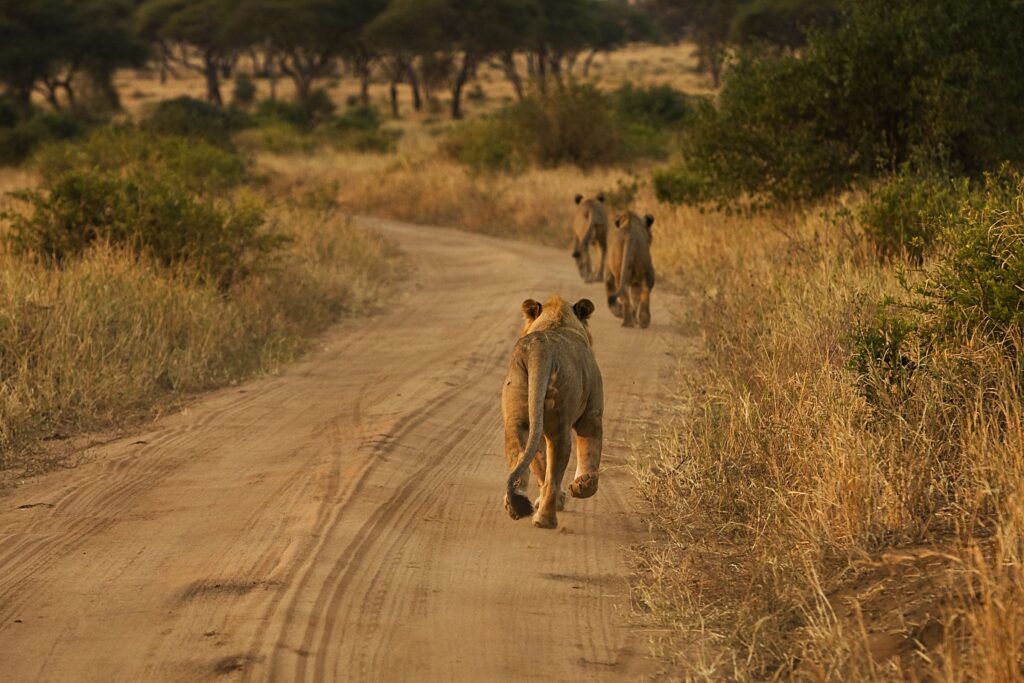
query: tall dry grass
260 150 632 247
0 200 400 473
254 140 1024 679
630 202 1024 680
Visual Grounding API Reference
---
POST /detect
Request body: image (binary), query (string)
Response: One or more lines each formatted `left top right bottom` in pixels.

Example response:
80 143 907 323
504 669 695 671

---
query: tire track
0 217 690 682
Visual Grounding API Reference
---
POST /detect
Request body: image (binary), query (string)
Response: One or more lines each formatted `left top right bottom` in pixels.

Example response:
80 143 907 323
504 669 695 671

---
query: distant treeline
0 0 836 119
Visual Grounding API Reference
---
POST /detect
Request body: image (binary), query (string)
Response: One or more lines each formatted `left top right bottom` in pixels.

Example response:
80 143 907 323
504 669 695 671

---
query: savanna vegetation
2 0 1023 679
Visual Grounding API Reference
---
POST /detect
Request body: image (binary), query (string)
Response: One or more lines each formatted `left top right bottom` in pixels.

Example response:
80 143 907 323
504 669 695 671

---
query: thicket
445 82 694 171
4 125 282 290
0 125 398 466
655 0 1024 209
0 104 93 166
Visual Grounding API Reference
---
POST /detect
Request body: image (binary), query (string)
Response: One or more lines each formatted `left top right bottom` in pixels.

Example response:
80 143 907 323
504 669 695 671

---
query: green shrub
254 91 336 129
5 170 286 288
237 105 400 156
331 127 400 154
232 73 257 106
332 104 382 131
141 97 240 146
33 127 248 193
850 168 1024 407
442 117 521 172
445 83 661 171
921 168 1024 341
653 166 712 205
612 83 694 129
662 0 1024 208
0 97 18 128
847 304 921 406
858 169 961 262
0 111 92 166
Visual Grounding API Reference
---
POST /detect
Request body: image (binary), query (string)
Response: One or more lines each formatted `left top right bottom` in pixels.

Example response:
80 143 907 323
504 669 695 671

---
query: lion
606 211 655 329
571 193 608 282
502 295 604 529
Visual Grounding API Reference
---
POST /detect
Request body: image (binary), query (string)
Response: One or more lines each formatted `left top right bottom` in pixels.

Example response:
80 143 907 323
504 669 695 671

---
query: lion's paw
569 473 599 499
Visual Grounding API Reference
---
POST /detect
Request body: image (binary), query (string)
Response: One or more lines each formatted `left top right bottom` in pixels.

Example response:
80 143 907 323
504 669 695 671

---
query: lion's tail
607 235 634 307
505 348 552 518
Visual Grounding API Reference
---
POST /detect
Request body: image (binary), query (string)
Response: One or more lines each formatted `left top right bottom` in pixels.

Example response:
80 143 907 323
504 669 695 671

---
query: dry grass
9 40 1021 679
629 202 1024 680
0 197 400 474
259 150 635 248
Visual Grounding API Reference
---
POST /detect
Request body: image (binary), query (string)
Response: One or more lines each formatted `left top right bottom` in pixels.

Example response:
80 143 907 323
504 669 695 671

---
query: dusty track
0 218 685 682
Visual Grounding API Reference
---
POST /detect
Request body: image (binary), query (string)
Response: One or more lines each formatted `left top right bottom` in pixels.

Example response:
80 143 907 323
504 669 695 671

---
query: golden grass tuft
630 204 1024 680
0 199 400 473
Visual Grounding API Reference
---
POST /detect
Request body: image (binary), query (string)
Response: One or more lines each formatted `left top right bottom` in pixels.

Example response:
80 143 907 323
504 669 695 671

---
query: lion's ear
597 193 605 203
574 194 583 204
645 214 655 228
573 299 595 322
521 299 543 321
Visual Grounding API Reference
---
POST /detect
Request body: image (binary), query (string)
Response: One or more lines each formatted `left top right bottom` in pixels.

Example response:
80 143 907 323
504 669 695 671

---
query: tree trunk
450 55 472 120
500 52 524 100
203 51 223 106
43 82 62 111
582 49 598 78
406 62 422 111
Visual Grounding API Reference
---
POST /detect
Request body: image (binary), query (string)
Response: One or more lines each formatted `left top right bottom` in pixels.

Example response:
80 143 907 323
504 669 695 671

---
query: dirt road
0 218 684 682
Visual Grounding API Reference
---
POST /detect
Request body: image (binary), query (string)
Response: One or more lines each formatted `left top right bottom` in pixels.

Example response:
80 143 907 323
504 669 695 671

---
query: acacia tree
644 0 738 86
532 0 596 78
581 1 654 77
364 0 449 116
138 0 242 106
234 0 384 105
0 0 144 115
446 0 537 119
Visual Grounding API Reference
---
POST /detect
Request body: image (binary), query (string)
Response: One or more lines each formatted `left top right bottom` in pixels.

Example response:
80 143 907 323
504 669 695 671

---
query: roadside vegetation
2 0 1023 678
0 114 399 475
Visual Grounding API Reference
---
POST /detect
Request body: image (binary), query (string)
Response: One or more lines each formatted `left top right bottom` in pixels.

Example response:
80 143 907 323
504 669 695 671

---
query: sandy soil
0 218 688 682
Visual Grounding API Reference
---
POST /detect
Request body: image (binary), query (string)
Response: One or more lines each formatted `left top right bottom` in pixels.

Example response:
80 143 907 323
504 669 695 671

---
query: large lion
502 295 604 529
571 193 608 282
606 211 655 328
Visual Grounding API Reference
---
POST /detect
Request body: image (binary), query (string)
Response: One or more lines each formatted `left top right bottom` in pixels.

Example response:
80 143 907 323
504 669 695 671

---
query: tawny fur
571 194 608 283
606 211 656 329
502 295 604 529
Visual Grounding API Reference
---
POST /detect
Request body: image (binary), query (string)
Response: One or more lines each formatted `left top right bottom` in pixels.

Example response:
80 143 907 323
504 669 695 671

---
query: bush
332 104 381 131
612 83 694 129
445 83 670 171
661 0 1024 208
0 111 92 166
5 170 286 289
850 167 1024 408
442 117 521 172
141 97 240 146
922 168 1024 341
238 104 400 156
253 90 336 130
232 73 257 107
858 168 961 262
33 126 248 193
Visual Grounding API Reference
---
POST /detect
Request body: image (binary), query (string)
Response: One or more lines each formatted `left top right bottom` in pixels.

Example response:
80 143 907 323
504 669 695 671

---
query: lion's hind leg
569 414 602 499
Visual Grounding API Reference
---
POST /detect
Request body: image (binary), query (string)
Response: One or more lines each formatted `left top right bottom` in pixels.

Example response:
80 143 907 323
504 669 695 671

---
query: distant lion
606 211 655 328
502 295 604 529
571 193 608 282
